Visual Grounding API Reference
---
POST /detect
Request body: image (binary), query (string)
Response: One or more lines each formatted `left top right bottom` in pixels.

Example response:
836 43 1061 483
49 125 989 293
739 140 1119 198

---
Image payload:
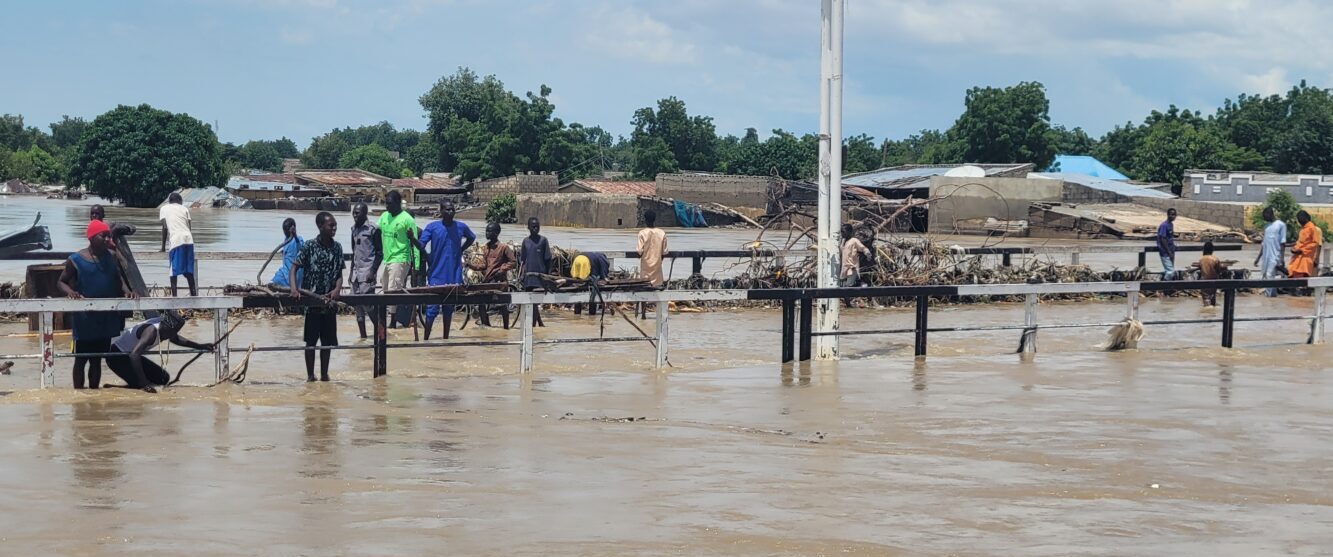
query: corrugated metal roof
560 180 657 196
227 175 307 191
296 169 392 186
1030 172 1176 199
842 164 1032 190
392 177 461 189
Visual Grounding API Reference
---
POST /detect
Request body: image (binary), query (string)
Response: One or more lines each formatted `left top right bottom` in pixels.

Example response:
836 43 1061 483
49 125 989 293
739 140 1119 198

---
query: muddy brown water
1 293 1330 555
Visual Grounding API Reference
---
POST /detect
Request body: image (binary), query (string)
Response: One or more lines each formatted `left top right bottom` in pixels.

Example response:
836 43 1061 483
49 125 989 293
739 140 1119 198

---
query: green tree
629 97 717 178
945 81 1057 169
726 129 817 179
1050 125 1095 157
843 133 881 173
486 193 517 224
881 129 953 166
6 146 63 183
419 68 599 181
271 137 300 159
339 144 407 177
237 140 284 172
69 104 225 207
301 133 353 169
1272 83 1333 173
1092 122 1143 177
48 115 89 151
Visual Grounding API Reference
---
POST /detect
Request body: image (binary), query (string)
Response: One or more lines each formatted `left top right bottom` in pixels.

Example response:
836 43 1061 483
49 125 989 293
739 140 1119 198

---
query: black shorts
303 309 339 346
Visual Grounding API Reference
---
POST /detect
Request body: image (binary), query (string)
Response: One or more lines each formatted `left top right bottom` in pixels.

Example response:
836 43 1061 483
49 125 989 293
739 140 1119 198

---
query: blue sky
4 0 1330 148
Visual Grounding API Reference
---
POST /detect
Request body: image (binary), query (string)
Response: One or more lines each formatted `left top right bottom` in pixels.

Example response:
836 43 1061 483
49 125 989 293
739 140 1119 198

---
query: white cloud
1242 68 1290 97
581 4 697 65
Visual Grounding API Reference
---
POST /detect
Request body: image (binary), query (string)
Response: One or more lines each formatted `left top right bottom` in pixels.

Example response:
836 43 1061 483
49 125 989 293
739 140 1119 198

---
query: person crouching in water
108 311 213 393
289 211 345 382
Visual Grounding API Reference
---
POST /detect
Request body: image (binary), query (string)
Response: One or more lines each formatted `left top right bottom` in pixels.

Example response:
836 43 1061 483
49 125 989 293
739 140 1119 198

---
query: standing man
1289 210 1323 279
636 210 668 287
159 192 197 296
289 212 345 382
1156 208 1178 281
58 220 136 389
468 221 516 328
1256 207 1288 297
349 203 382 339
377 190 417 327
840 224 870 288
520 217 551 327
270 218 304 289
419 201 475 340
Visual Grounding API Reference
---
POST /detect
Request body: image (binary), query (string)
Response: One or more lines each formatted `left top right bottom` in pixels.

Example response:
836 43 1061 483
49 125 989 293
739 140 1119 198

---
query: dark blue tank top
70 252 125 341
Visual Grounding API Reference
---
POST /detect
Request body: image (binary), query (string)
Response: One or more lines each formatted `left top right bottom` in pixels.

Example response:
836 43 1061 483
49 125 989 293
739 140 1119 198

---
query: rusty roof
560 179 656 196
392 177 461 189
296 169 393 186
239 172 298 184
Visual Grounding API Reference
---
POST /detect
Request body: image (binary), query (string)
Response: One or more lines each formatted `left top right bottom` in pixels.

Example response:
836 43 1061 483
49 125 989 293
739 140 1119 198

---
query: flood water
1 291 1330 555
2 195 1264 288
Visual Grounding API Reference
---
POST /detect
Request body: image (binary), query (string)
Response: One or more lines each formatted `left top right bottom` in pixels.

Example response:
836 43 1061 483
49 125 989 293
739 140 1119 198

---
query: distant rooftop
1048 155 1129 180
1030 172 1175 199
559 179 657 196
842 163 1034 191
295 169 393 186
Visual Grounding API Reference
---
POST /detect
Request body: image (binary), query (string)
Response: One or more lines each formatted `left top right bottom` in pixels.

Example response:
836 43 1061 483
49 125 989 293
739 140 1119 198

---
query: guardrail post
1070 252 1080 266
914 295 928 358
1313 287 1327 344
519 303 534 373
1127 289 1140 321
373 303 387 378
1001 253 1012 267
40 311 54 389
213 308 229 381
1138 251 1147 268
1020 293 1038 354
654 301 669 368
781 299 795 363
798 297 813 362
1221 288 1237 348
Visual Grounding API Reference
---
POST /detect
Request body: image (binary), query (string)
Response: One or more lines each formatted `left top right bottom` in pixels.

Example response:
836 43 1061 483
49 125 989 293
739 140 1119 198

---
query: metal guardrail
1 277 1329 388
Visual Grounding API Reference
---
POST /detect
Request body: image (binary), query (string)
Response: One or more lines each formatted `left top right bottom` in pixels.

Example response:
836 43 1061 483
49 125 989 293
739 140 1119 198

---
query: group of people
60 194 672 389
1156 207 1324 304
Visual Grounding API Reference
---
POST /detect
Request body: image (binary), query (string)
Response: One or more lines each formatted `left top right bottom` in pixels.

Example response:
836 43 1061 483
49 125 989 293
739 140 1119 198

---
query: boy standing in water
1197 241 1225 307
468 221 516 328
419 201 475 340
290 212 345 382
349 203 382 339
520 217 550 327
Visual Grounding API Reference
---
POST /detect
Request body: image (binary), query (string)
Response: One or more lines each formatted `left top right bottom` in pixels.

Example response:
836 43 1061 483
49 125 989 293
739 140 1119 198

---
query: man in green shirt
377 190 418 327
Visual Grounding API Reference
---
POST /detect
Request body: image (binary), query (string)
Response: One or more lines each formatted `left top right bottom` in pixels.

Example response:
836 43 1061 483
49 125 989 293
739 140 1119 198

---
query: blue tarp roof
1047 155 1129 180
1031 172 1175 199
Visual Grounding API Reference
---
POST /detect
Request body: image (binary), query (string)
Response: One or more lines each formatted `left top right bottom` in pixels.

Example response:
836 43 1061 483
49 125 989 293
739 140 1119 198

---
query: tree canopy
236 140 284 172
68 104 225 207
339 144 409 178
628 97 717 178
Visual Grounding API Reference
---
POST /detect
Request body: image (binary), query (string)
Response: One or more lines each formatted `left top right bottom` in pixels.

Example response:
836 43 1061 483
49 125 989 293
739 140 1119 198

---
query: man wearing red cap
58 220 137 389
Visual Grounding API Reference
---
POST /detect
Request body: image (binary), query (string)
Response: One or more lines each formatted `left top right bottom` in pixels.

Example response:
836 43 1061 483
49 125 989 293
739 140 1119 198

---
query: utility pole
815 0 844 359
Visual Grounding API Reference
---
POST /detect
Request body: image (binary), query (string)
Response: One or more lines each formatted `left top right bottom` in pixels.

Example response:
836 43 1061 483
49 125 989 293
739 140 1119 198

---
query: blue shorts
169 244 195 277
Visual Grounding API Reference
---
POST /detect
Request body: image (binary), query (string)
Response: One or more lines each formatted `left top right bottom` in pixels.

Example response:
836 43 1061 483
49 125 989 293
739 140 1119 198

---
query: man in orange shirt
1288 210 1323 278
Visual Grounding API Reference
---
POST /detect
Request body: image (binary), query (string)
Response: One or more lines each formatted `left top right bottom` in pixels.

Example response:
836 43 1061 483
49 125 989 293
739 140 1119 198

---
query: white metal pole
815 0 844 360
519 304 534 373
655 301 669 368
214 308 229 382
40 312 54 389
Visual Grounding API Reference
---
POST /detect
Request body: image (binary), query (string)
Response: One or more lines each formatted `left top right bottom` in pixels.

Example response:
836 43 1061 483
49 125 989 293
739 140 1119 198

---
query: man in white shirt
159 192 197 296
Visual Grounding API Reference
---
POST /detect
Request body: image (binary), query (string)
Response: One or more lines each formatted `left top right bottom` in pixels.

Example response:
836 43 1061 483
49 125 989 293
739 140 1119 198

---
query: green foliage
881 129 953 166
486 193 517 224
236 140 284 172
271 137 300 159
338 144 407 178
843 133 882 173
629 97 717 178
1252 189 1333 242
1050 125 1095 156
301 133 352 169
4 145 64 183
945 82 1057 170
48 115 88 150
419 68 602 182
725 129 816 179
69 104 225 207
